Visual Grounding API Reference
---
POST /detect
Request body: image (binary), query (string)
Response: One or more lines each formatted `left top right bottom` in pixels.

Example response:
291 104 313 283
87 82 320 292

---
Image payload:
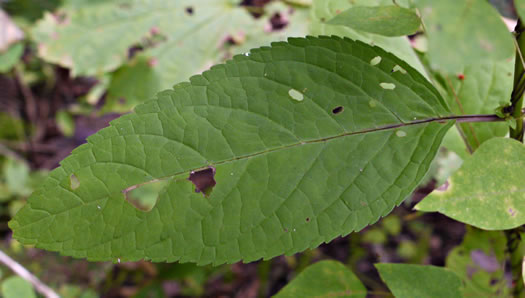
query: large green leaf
327 5 421 37
310 0 427 76
446 227 509 296
10 36 452 263
515 0 525 21
433 60 514 151
375 263 462 298
274 260 366 298
416 138 525 230
415 0 514 73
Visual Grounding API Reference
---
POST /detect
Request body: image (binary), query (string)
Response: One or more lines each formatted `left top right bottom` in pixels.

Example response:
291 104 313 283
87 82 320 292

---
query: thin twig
0 249 59 298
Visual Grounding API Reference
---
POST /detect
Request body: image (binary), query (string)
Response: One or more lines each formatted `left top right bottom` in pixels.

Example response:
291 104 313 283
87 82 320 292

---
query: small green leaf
433 60 514 151
1 276 36 298
10 36 452 263
327 5 420 37
4 159 30 196
516 0 525 21
55 110 75 137
376 263 462 298
0 43 24 73
310 0 427 76
274 260 366 298
416 138 525 230
416 0 514 73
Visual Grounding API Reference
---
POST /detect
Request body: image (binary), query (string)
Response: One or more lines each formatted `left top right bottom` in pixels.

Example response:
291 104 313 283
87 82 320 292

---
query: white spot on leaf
392 65 407 74
288 89 304 101
370 56 382 66
380 83 396 90
396 130 407 137
70 174 80 190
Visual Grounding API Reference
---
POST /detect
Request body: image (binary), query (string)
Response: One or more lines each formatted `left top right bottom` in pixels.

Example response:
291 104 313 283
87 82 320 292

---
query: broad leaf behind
10 36 452 264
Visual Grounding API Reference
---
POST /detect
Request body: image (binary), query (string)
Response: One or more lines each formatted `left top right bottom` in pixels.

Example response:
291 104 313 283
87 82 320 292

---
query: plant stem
505 19 525 298
510 20 525 141
0 249 59 298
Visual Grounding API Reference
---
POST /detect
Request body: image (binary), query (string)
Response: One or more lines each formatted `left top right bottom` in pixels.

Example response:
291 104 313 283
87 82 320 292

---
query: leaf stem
505 19 525 298
510 20 525 141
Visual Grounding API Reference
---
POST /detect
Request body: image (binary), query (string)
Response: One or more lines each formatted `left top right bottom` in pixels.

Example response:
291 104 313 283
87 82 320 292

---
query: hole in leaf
185 6 194 15
188 167 216 197
288 89 304 101
123 179 170 212
370 56 381 66
332 106 343 114
380 83 396 90
70 174 80 190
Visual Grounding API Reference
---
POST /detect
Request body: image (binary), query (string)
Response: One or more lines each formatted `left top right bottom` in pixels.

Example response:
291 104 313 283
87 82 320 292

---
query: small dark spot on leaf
490 279 498 286
306 217 310 222
509 208 517 217
188 167 216 197
320 17 326 22
435 24 442 31
118 97 126 105
284 228 288 232
332 106 344 114
185 6 194 15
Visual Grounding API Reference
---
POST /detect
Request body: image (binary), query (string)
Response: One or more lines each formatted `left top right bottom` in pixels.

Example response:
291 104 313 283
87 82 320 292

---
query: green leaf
1 276 36 298
4 158 31 197
516 0 525 21
274 260 366 297
310 0 427 76
433 60 514 151
446 227 509 296
10 36 453 263
416 138 525 230
0 43 24 73
415 0 514 73
375 263 462 298
33 0 255 77
327 5 421 37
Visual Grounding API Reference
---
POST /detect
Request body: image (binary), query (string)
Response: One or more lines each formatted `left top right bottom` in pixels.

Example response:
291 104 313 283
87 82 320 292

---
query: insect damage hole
122 179 170 212
332 106 344 114
188 167 216 197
